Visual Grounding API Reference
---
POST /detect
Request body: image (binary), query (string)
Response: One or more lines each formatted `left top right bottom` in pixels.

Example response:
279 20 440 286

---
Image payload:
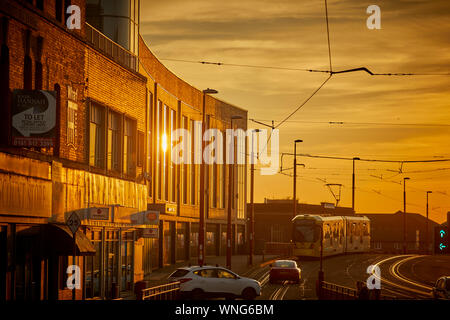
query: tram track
373 255 432 299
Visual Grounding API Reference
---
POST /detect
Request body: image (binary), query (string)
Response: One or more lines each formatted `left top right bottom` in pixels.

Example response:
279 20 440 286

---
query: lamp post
293 140 302 243
352 157 360 213
227 115 242 269
249 129 261 266
199 88 218 267
293 140 303 219
426 191 432 254
403 177 410 254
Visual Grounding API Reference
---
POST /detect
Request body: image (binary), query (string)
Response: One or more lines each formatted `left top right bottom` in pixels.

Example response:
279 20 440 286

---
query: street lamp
249 129 261 266
199 88 218 267
352 157 360 213
403 177 410 254
426 191 432 254
293 140 303 221
227 115 242 270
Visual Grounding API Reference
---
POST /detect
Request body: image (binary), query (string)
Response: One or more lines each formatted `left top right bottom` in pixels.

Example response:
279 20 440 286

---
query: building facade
0 0 248 300
362 211 439 254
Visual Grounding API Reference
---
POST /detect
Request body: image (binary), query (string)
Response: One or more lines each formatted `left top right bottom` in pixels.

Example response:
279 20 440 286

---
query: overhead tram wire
159 60 450 77
250 119 450 128
294 153 450 163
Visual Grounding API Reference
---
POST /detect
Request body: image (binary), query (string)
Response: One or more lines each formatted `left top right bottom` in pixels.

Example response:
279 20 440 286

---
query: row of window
153 99 245 213
23 0 72 24
89 102 143 176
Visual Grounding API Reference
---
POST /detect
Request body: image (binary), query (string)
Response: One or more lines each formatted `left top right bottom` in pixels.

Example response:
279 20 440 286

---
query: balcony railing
85 23 137 72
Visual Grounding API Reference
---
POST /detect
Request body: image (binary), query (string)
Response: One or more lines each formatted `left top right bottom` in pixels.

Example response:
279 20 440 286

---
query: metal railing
85 23 137 71
320 281 358 300
141 282 181 300
318 280 394 300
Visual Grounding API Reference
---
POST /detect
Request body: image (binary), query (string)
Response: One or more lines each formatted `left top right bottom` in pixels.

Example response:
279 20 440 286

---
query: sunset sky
140 0 450 223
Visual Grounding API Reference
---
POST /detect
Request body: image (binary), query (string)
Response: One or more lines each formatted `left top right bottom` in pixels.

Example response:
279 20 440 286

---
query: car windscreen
169 269 189 278
293 219 317 242
273 261 296 268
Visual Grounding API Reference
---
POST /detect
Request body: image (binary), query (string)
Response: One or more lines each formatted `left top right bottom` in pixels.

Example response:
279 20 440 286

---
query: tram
292 214 370 258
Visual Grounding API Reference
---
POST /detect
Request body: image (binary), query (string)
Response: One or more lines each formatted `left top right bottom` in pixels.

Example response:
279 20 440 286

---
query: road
244 253 450 300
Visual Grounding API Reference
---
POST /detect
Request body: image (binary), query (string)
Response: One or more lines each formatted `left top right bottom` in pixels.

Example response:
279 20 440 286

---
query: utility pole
403 177 410 254
352 157 360 213
426 191 432 254
249 129 260 266
293 140 302 220
227 115 242 270
199 88 218 267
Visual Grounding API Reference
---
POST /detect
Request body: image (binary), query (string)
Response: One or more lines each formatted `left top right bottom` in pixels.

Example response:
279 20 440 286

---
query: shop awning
43 224 96 256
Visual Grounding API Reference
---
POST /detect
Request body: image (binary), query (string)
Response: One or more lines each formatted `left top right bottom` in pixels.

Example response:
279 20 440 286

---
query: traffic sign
66 211 81 235
434 226 449 254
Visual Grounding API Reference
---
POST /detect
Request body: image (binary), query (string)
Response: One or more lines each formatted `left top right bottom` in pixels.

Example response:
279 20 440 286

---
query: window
170 269 189 278
123 117 136 176
85 229 102 299
64 0 72 22
24 31 32 90
217 269 236 279
170 108 176 202
35 37 43 90
181 116 188 205
156 101 162 200
107 111 121 172
67 100 77 146
36 0 44 10
194 269 217 278
55 0 63 22
89 103 106 168
164 106 170 201
137 131 144 167
190 119 195 205
147 91 153 197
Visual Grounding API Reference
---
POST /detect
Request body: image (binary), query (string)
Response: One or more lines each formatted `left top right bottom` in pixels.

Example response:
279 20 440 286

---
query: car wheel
242 287 257 300
192 289 204 300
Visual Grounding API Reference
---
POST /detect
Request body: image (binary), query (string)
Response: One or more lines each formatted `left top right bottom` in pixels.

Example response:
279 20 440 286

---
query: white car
168 266 261 300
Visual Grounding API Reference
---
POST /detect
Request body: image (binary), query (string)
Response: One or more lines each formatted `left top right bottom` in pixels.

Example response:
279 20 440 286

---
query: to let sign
11 90 56 147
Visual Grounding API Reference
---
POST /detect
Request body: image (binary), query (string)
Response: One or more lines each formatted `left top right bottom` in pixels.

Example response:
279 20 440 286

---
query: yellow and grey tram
292 214 370 258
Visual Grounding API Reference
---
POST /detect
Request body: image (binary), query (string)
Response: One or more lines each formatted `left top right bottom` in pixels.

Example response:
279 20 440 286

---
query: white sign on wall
11 90 56 147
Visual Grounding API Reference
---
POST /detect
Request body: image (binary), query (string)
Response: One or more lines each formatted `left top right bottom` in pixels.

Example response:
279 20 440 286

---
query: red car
269 260 301 284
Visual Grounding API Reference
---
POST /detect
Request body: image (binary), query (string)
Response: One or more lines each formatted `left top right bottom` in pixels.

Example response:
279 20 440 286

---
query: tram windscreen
294 220 317 242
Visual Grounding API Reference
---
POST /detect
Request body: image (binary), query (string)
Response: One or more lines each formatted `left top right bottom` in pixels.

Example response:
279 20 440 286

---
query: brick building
0 0 248 300
361 211 439 254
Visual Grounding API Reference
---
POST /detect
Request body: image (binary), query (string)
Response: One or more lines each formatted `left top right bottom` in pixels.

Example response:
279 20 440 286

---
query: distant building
360 211 439 254
250 199 355 254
